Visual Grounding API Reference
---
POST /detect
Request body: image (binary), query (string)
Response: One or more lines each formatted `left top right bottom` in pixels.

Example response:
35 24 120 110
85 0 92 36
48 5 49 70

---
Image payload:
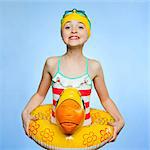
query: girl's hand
108 119 125 142
21 112 37 137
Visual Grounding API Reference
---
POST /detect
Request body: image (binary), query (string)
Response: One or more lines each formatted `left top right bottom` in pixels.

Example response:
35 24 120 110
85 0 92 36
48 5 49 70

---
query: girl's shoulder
46 56 59 66
87 58 103 79
88 58 102 70
45 56 60 75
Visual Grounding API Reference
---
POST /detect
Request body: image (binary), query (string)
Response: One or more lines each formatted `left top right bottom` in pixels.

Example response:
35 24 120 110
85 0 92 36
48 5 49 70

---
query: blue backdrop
0 1 149 150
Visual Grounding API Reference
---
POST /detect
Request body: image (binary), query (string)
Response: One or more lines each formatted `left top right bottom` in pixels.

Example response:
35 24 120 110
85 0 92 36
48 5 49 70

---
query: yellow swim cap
56 87 84 109
61 9 91 37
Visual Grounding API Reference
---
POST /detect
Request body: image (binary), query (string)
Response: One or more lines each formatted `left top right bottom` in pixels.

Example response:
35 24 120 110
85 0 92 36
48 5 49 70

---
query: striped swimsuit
51 56 92 126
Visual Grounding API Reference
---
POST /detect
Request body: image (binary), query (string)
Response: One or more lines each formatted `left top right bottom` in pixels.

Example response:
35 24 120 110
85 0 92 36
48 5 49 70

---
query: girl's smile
69 35 80 40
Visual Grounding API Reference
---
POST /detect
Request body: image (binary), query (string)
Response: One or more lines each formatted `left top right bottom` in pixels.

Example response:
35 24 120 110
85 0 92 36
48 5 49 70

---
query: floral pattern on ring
83 131 97 147
40 128 54 143
29 121 40 136
100 128 111 143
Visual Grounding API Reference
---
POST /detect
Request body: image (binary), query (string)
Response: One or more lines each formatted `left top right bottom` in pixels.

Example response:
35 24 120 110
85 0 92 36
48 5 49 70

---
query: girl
22 8 124 143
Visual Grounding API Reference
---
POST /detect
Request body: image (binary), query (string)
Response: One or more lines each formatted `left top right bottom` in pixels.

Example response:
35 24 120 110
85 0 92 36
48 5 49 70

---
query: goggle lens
63 9 87 18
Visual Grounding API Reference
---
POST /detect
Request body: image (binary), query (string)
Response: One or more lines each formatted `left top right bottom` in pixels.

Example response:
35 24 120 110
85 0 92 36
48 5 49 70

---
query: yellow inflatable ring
29 104 114 150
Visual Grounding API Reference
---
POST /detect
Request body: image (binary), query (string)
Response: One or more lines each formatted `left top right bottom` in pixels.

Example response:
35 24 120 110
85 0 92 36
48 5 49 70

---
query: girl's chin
67 43 84 48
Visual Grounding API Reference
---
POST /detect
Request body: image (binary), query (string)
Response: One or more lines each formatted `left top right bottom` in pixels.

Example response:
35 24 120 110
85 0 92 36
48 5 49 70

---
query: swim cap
61 9 91 37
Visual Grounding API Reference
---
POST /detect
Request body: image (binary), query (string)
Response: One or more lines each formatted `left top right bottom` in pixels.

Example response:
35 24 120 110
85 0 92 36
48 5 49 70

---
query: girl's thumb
30 115 38 121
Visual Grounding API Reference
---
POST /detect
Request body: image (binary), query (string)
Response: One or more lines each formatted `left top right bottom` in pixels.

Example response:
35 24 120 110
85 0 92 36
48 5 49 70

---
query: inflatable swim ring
28 88 114 150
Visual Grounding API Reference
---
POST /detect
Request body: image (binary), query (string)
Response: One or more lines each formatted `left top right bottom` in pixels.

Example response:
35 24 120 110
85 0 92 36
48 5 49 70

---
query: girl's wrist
114 118 125 128
118 119 125 130
22 110 30 117
119 118 125 124
115 116 124 124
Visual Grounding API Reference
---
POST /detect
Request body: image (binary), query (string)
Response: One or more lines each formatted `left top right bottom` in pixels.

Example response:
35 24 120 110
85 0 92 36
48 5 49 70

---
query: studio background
0 1 149 150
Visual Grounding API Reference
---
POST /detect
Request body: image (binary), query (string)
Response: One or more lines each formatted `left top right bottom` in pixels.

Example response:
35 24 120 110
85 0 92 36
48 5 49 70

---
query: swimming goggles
62 9 91 27
63 9 87 18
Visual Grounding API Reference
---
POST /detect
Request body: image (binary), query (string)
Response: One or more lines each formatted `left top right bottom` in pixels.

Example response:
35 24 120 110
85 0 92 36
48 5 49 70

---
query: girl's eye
78 26 84 29
65 26 70 29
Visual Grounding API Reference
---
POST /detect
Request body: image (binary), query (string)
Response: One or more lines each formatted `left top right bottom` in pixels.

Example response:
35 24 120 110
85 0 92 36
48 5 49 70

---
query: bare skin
22 20 125 142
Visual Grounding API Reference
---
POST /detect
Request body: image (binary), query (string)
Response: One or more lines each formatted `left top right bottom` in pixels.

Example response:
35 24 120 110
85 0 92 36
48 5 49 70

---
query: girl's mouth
69 36 80 40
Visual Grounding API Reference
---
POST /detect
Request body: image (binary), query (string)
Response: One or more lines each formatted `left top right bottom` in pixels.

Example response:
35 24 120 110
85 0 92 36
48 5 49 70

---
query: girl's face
61 20 89 47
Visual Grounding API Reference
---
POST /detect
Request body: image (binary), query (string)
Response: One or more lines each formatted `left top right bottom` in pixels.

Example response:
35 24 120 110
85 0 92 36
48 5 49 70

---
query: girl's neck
63 45 84 60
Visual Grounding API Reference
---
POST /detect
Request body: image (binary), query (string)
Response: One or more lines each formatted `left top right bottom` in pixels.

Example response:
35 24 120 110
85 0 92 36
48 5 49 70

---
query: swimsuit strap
85 57 89 74
58 56 89 75
57 56 62 73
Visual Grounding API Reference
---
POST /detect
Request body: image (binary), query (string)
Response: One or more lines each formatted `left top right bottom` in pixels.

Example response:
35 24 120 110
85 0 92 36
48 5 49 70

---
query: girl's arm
93 61 125 142
22 59 52 135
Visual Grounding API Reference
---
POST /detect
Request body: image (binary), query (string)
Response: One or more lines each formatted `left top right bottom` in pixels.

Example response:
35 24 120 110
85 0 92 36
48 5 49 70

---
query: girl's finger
107 121 115 127
109 131 117 142
109 135 116 142
30 115 38 121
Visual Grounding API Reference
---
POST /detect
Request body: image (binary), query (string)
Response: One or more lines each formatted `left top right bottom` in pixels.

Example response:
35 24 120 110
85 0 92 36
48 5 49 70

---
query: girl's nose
71 27 77 33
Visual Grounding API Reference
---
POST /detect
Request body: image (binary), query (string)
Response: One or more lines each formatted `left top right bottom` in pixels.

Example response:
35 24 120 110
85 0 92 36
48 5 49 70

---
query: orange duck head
55 88 85 135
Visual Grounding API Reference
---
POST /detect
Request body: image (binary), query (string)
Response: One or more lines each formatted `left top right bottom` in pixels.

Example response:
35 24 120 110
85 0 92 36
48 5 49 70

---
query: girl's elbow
36 92 46 99
100 97 111 105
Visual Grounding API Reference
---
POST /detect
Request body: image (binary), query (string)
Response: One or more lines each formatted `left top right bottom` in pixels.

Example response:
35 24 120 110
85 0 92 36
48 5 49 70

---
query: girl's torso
50 56 93 126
